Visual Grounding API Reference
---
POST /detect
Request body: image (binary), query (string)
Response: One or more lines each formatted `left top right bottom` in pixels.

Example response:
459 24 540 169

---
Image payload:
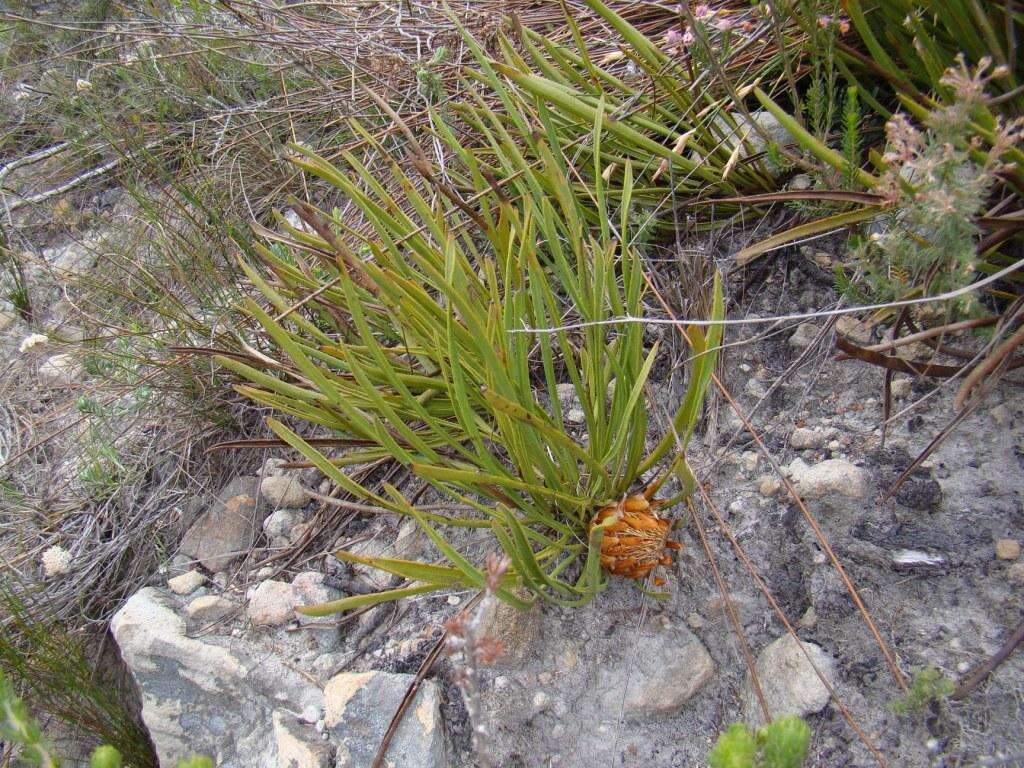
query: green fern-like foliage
709 723 759 768
758 716 813 768
709 716 812 768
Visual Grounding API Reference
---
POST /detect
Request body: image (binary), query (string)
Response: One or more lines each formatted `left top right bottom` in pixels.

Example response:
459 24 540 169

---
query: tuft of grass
0 583 156 767
1 672 210 768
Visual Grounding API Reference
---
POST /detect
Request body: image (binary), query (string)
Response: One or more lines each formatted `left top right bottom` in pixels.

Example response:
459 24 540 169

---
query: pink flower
694 3 713 20
818 14 850 34
665 27 694 51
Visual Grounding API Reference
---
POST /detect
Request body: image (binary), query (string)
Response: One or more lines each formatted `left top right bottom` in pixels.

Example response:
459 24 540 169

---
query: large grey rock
111 588 324 767
598 625 714 719
476 596 540 668
273 710 333 768
323 671 446 768
179 477 266 571
743 634 837 725
700 109 793 162
292 571 342 650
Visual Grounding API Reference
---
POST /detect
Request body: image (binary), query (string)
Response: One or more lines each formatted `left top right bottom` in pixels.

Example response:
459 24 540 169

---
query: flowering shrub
850 56 1024 315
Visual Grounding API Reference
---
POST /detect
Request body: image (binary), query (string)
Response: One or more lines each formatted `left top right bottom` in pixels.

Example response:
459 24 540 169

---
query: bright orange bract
590 494 681 580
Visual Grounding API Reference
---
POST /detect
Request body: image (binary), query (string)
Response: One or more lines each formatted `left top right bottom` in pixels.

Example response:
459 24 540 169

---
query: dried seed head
590 495 681 580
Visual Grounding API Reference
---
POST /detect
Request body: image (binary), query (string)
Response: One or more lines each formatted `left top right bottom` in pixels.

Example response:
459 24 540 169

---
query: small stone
247 580 298 626
797 606 818 630
260 476 311 508
836 315 873 344
179 477 264 572
744 635 836 725
566 408 586 425
446 594 461 606
745 378 767 398
789 427 834 451
555 382 576 403
38 353 84 387
605 626 714 719
263 508 303 544
812 251 832 269
996 539 1021 561
788 458 870 499
789 174 812 191
477 595 540 668
789 322 820 349
890 378 913 399
537 672 552 685
344 535 395 591
686 612 706 630
758 476 780 497
532 691 551 712
167 570 205 596
392 518 424 560
290 521 314 544
292 572 342 649
185 595 237 624
891 549 947 572
262 457 290 477
741 451 759 472
323 671 446 767
990 404 1012 427
1006 562 1024 585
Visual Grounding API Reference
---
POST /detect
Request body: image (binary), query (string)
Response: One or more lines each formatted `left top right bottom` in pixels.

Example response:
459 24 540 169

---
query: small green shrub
849 57 1023 314
709 715 812 768
891 667 956 714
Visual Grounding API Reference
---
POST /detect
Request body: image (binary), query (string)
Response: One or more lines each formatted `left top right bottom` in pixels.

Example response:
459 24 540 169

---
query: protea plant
215 11 727 614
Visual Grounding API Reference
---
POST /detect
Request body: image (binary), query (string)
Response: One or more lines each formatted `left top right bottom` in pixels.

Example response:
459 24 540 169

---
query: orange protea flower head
590 494 682 581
